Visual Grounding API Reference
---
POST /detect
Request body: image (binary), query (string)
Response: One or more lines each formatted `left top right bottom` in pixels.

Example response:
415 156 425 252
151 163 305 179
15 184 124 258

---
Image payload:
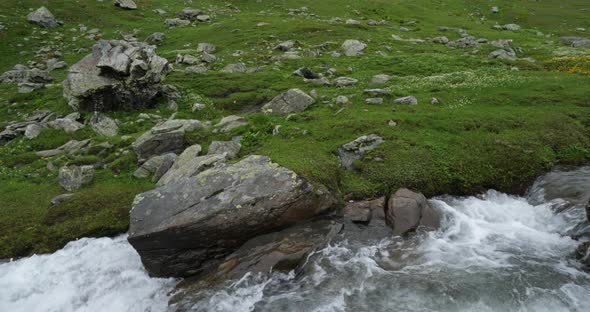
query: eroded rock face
386 188 440 236
26 7 59 29
261 89 315 115
128 155 337 277
338 134 384 171
63 40 172 112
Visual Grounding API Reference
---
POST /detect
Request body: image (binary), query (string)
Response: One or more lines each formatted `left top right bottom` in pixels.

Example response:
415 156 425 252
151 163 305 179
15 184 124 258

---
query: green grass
0 0 589 257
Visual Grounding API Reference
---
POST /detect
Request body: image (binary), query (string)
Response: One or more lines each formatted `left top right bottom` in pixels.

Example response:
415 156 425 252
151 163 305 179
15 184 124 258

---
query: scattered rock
132 119 206 160
338 134 384 171
36 139 91 158
394 96 418 105
24 123 46 139
146 32 166 45
90 112 118 137
50 194 74 206
332 76 358 87
334 95 349 104
341 39 367 56
275 40 295 51
215 115 247 133
431 36 449 44
371 74 392 85
220 63 248 73
502 24 521 31
293 67 319 79
261 89 315 115
446 37 478 48
63 40 172 112
343 197 386 224
491 6 499 14
489 49 517 60
165 18 191 28
115 0 137 10
133 153 177 180
197 43 216 54
26 7 59 29
192 103 206 112
58 165 94 192
207 137 241 159
386 188 440 236
177 8 203 20
366 98 383 105
430 97 439 105
47 115 84 133
364 89 390 96
128 155 337 277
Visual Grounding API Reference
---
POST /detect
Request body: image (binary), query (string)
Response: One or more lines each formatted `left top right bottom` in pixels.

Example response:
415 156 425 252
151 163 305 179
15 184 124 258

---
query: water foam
0 235 176 312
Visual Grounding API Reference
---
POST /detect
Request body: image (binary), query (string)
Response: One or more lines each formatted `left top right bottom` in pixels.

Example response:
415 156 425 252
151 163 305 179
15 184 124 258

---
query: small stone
366 98 383 105
332 76 358 87
58 165 94 192
341 39 367 56
115 0 138 10
334 95 350 104
371 74 392 85
192 103 206 112
430 97 439 105
394 96 418 105
388 120 397 126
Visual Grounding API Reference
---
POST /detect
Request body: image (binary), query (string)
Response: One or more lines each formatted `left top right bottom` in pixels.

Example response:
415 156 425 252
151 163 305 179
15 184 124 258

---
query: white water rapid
1 166 589 312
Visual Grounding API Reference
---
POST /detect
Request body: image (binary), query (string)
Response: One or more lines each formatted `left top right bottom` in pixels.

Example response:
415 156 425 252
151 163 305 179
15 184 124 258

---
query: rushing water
1 166 589 312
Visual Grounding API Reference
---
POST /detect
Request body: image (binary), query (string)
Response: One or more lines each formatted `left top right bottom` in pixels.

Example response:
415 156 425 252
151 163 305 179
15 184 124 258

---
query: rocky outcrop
63 40 172 112
338 134 384 171
132 119 206 160
26 7 59 29
128 155 336 277
386 188 440 236
58 165 94 192
261 89 315 115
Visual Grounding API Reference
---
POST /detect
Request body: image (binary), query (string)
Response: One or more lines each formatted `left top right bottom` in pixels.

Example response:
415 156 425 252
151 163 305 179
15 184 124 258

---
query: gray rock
341 39 367 56
185 65 208 74
165 18 191 28
386 188 440 236
58 165 94 192
334 95 349 104
201 52 216 63
371 74 392 85
177 8 203 20
489 49 517 60
192 103 206 112
502 24 521 31
24 123 46 139
364 89 390 96
132 119 206 160
430 97 439 105
338 134 384 171
115 0 137 10
145 32 166 45
343 197 386 224
207 137 241 159
50 194 74 206
394 96 418 105
261 89 315 115
63 40 172 112
490 39 513 49
560 36 585 46
573 39 590 48
332 76 358 87
47 117 84 133
196 14 210 22
197 43 216 54
18 82 44 93
26 7 59 29
220 63 248 73
275 40 295 51
215 115 247 133
366 98 384 105
156 151 226 187
446 37 478 48
431 36 449 44
491 6 499 13
133 153 177 179
172 220 342 300
293 67 319 79
36 139 91 157
128 155 336 277
90 112 118 137
0 65 53 85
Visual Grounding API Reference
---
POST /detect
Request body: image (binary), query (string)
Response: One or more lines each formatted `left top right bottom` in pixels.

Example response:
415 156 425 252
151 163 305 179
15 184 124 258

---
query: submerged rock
58 165 94 192
128 155 336 277
386 188 440 236
63 40 172 112
261 89 315 115
338 134 384 171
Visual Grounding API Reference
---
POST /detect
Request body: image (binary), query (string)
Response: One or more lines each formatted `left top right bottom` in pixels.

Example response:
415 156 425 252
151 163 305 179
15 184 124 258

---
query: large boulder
261 89 315 115
58 165 94 192
338 134 384 171
26 7 59 29
128 155 337 277
132 119 206 160
386 188 440 236
63 40 172 112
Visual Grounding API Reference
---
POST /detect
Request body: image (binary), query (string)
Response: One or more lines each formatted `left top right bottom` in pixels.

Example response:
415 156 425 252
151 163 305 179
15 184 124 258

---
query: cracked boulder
63 40 172 112
386 188 440 236
261 88 315 115
128 155 337 277
338 134 384 171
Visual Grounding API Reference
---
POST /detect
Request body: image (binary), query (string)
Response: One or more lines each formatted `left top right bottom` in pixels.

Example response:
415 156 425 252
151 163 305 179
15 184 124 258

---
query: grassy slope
0 0 589 258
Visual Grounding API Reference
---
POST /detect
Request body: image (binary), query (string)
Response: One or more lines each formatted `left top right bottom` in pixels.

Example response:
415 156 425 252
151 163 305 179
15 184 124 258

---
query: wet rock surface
128 155 336 277
386 188 440 236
